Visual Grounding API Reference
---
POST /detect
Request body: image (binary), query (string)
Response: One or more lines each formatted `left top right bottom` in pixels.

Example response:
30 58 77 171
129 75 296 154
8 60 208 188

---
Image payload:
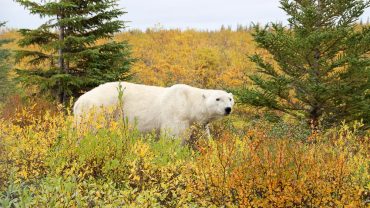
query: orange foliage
117 29 255 88
188 130 368 207
0 95 59 127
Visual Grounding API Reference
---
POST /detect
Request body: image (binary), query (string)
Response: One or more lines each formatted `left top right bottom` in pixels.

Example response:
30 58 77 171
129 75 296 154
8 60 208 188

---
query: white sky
0 0 369 30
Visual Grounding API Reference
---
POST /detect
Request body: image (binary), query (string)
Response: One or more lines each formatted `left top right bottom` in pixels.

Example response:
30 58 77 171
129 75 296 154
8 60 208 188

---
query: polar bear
73 82 234 141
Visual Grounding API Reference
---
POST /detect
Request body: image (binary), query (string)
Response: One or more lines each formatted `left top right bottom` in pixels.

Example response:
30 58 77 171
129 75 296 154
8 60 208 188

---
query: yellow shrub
0 105 65 185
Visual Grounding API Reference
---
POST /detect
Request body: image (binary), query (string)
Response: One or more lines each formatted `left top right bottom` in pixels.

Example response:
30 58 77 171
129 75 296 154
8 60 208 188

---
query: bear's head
203 90 234 119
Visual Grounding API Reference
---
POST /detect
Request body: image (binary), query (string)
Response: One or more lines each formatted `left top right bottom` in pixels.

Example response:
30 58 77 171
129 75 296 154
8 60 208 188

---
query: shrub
186 126 369 207
0 107 368 207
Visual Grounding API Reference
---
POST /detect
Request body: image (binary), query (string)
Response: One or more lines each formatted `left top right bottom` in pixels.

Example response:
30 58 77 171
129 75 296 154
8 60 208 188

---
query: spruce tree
15 0 133 105
238 0 370 130
0 22 14 103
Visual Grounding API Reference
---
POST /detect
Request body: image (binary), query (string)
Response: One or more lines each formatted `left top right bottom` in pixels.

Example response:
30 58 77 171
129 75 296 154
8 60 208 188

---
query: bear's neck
188 90 213 125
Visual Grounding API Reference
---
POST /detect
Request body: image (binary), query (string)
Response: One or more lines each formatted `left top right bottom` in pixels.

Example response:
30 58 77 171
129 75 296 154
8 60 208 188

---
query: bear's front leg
204 123 211 139
160 120 190 142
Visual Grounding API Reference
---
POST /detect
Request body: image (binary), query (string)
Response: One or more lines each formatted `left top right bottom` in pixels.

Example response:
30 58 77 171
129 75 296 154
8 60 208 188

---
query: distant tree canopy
0 22 15 104
237 0 370 130
15 0 134 105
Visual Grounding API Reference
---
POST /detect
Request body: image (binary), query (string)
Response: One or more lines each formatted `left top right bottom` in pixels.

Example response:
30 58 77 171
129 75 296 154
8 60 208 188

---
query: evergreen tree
0 22 15 103
15 0 133 105
237 0 370 130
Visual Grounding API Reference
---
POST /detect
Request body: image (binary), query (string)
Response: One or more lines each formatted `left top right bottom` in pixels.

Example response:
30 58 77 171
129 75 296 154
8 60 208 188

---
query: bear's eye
229 98 232 101
216 98 220 101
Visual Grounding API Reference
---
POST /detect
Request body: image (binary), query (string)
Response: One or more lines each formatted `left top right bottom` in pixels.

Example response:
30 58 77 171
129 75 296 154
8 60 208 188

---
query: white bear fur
73 82 234 139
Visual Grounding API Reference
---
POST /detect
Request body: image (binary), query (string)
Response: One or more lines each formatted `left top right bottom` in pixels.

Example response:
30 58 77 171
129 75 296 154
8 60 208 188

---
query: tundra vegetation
0 0 369 207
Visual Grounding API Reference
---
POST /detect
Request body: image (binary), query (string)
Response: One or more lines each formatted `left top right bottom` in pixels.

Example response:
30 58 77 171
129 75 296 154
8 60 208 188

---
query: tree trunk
310 46 321 136
309 106 320 135
58 13 66 105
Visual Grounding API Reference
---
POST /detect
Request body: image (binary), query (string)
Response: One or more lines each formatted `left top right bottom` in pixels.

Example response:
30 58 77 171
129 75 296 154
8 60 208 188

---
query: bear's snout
225 107 232 115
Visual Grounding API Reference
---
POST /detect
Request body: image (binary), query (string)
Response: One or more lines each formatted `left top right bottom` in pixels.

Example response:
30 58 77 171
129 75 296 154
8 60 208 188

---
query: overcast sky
0 0 369 30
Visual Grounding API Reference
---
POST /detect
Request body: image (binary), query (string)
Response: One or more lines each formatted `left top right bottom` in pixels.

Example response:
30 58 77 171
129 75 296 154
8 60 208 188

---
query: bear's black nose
225 107 231 115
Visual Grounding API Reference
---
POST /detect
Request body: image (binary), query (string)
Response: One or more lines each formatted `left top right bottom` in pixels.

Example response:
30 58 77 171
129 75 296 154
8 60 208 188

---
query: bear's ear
229 92 233 97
